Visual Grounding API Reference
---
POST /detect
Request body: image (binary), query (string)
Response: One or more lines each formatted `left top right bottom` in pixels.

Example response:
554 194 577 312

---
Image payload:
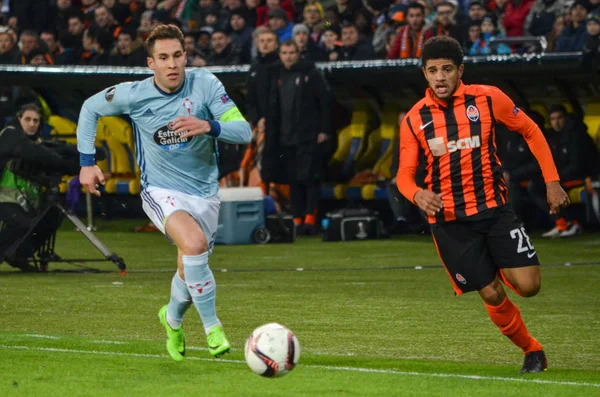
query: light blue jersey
77 68 252 197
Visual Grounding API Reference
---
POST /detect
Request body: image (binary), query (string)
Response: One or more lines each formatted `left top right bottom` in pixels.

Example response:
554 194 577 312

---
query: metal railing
489 36 548 53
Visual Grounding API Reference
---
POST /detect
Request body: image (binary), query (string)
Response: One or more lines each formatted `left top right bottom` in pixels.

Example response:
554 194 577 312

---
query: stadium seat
584 102 600 142
100 117 140 195
48 115 77 144
371 108 398 181
354 107 398 201
328 100 373 180
528 103 549 128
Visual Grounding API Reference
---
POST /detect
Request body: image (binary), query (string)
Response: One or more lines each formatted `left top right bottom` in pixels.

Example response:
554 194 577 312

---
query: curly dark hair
421 36 464 68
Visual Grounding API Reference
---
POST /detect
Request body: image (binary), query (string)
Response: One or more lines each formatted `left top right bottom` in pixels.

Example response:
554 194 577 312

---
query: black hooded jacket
0 119 80 180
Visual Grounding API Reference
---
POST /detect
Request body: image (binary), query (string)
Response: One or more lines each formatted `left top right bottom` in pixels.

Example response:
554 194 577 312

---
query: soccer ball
244 323 300 378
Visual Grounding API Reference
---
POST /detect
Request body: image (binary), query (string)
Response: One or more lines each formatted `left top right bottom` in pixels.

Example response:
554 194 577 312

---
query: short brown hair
145 24 185 57
279 39 298 51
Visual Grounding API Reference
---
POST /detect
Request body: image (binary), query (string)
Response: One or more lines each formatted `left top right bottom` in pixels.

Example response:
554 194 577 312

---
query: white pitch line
0 345 598 389
90 340 127 345
23 334 61 340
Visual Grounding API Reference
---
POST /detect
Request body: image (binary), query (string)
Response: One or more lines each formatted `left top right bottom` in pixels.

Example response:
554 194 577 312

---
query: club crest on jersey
154 124 193 151
183 98 193 115
466 105 480 122
456 273 467 284
105 86 116 102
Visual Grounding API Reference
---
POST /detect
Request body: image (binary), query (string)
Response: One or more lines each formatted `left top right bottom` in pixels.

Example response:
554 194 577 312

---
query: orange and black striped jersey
397 82 559 224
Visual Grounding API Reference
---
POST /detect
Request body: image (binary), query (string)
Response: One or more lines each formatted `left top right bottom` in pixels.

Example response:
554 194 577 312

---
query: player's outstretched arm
77 83 132 196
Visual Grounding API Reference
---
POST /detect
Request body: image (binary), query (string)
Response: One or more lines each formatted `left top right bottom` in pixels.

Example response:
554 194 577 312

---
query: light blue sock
166 272 192 330
183 253 220 334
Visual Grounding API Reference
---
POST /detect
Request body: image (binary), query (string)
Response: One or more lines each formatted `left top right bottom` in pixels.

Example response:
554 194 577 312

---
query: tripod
0 198 127 273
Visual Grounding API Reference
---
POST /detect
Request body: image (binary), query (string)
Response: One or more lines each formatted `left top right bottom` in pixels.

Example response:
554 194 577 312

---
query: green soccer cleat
207 325 231 358
158 305 186 362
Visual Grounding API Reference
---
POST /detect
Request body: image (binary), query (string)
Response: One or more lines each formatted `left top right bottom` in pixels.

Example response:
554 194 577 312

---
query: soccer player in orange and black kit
396 36 570 373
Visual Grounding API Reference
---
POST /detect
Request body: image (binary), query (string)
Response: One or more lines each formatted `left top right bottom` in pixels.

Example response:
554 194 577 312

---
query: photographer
0 103 80 271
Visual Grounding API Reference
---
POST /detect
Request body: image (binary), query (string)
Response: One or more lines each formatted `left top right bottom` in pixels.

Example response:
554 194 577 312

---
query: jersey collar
153 76 186 96
425 80 465 108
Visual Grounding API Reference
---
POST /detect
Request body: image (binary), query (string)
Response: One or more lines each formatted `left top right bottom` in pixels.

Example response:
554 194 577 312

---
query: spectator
246 28 280 129
52 0 77 33
354 8 374 39
204 9 223 30
303 2 325 44
335 22 376 60
268 8 295 42
256 0 296 26
244 0 260 27
535 105 598 237
94 5 121 40
29 49 52 66
555 1 589 51
385 29 398 55
546 13 565 50
0 30 18 64
371 13 396 58
68 13 87 51
424 1 462 41
105 0 134 26
220 0 246 27
488 0 508 31
336 0 362 24
502 0 535 38
293 23 326 61
229 8 254 63
496 122 541 222
17 30 39 65
470 14 513 54
82 0 101 27
261 40 332 234
324 6 342 30
53 32 81 65
187 0 218 31
183 31 198 63
584 11 600 52
40 29 61 60
137 9 155 40
387 3 426 59
467 1 488 23
524 0 567 37
460 0 487 42
110 27 147 66
321 23 341 59
5 28 18 47
196 27 214 57
464 19 482 52
206 29 242 65
80 28 113 65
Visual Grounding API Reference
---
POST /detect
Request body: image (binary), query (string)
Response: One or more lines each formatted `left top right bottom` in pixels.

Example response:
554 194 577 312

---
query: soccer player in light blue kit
76 25 252 362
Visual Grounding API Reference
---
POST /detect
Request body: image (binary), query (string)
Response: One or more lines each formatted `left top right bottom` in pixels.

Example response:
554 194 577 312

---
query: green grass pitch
1 219 599 396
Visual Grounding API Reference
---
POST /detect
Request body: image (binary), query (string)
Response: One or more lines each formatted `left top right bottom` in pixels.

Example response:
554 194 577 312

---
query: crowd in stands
0 0 598 239
0 0 598 67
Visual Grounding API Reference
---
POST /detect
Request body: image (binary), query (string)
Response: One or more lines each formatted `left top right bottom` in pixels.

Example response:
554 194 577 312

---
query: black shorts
430 205 539 296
